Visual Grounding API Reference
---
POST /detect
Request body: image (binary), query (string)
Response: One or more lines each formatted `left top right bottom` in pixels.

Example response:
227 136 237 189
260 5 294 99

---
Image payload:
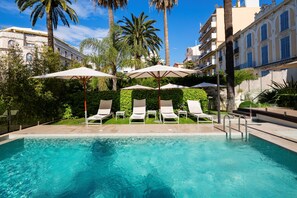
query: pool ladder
223 114 248 141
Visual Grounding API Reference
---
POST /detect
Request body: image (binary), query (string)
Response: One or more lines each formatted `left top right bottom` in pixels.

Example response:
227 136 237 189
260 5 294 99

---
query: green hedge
67 88 208 117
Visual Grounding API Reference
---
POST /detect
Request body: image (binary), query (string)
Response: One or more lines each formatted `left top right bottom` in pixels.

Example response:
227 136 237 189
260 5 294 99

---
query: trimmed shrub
67 88 208 117
239 101 258 108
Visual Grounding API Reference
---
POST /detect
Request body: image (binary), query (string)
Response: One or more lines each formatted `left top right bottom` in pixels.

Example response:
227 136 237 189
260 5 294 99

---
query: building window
280 11 289 32
247 52 253 67
261 24 267 41
247 33 252 48
57 48 60 52
26 43 35 47
65 51 67 57
26 53 33 62
281 36 290 60
71 54 73 59
261 70 269 77
234 40 238 49
261 45 268 65
8 40 15 47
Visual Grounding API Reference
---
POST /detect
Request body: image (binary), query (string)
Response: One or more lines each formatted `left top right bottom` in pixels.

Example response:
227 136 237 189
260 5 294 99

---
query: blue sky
0 0 282 64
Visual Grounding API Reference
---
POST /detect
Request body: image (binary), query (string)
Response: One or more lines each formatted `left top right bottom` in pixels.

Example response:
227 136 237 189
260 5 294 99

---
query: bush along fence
67 88 208 117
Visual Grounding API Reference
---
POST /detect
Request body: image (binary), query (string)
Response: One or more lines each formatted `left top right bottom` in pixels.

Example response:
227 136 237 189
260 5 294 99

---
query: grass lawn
52 110 224 125
52 116 211 125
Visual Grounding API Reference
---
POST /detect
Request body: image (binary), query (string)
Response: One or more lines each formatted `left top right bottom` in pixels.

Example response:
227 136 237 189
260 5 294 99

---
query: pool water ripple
0 136 297 197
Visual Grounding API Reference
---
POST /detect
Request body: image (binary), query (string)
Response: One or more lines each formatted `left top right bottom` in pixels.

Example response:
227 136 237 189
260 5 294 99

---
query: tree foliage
118 12 162 61
0 45 68 123
80 26 133 90
234 68 258 86
16 0 78 49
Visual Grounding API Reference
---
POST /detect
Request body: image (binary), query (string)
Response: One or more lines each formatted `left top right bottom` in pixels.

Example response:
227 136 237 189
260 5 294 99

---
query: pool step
0 134 19 146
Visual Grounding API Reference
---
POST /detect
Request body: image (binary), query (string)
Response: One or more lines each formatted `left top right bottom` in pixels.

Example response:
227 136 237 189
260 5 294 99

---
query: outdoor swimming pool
0 135 297 197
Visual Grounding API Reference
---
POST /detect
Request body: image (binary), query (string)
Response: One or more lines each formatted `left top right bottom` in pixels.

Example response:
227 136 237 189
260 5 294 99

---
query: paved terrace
3 120 297 153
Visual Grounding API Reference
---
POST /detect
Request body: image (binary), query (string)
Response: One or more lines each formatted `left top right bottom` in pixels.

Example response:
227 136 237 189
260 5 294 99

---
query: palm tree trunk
46 11 54 50
108 6 114 33
163 7 170 66
112 66 117 91
224 0 235 112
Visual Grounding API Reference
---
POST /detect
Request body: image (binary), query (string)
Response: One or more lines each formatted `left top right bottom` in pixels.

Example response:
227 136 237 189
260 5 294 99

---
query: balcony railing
211 33 217 39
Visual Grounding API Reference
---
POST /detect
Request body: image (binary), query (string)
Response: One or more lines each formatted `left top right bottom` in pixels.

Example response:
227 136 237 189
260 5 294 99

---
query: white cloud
54 25 109 45
72 0 106 19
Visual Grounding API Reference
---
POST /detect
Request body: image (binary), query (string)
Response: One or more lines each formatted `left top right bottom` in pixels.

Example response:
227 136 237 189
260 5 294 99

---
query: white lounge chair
187 100 213 124
129 99 146 124
160 100 179 124
87 100 112 125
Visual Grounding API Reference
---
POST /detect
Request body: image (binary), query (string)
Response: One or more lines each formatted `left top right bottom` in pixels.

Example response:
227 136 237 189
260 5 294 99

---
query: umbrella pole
157 76 161 122
83 78 88 125
157 76 161 109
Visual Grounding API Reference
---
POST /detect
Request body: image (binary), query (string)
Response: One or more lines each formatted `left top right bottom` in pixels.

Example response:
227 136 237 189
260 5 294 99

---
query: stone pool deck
9 124 225 138
4 121 297 153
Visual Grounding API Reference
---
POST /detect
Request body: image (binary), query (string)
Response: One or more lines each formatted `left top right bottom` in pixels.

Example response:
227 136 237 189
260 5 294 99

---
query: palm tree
224 0 235 112
80 26 131 91
93 0 128 31
16 0 78 50
118 12 162 63
150 0 178 66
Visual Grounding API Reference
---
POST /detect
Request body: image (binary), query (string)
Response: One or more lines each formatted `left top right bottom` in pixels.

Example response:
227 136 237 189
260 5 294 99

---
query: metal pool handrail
223 114 233 139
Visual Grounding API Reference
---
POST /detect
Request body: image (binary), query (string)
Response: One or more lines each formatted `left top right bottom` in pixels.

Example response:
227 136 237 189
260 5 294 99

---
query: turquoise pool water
0 136 297 197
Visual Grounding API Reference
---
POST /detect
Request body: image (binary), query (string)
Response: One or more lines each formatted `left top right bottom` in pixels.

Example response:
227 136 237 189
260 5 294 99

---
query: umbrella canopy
33 67 115 124
33 67 114 79
122 84 154 90
127 65 198 107
160 83 189 89
127 65 197 78
192 82 226 88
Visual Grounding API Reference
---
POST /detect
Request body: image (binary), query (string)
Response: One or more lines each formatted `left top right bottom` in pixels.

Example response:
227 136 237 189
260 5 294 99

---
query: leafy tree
184 60 195 69
146 55 162 66
150 0 178 66
92 0 128 32
223 0 235 112
80 26 132 90
234 68 257 86
0 44 69 127
16 0 78 49
118 12 162 62
0 44 26 110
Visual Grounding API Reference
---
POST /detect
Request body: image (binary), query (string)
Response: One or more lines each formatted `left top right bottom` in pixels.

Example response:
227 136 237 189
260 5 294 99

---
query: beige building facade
217 0 297 105
0 27 84 65
184 44 201 63
198 0 260 75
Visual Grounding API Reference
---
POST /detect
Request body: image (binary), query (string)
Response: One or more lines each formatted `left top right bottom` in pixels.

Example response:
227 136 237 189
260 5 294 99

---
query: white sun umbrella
127 65 198 108
160 83 189 89
33 67 116 124
192 82 226 88
122 84 154 90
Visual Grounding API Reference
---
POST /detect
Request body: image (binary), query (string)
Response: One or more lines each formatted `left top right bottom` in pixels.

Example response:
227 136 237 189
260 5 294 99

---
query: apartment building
183 44 201 63
198 0 260 75
217 0 297 102
0 27 84 65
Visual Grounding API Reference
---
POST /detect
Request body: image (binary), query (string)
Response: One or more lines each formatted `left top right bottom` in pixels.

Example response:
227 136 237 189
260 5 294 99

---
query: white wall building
198 0 260 75
217 0 297 105
184 44 201 63
0 27 84 65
